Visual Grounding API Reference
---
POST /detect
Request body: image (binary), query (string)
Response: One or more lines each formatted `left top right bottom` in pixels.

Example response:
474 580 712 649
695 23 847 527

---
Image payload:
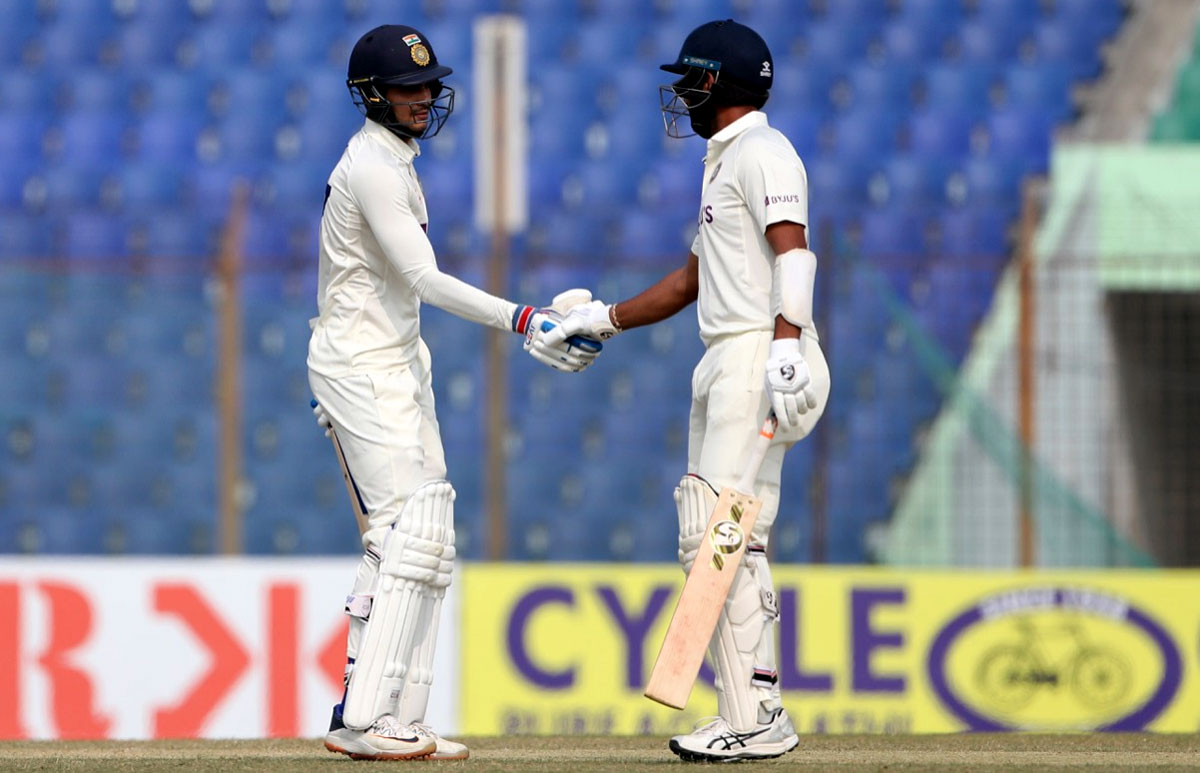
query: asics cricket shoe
324 706 436 760
669 707 799 762
411 722 470 760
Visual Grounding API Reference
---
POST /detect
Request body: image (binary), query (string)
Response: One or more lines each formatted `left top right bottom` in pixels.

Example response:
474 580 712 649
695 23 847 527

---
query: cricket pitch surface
2 733 1199 771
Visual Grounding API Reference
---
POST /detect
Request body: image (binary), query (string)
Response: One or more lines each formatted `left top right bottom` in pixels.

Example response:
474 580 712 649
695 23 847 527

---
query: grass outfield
1 735 1199 771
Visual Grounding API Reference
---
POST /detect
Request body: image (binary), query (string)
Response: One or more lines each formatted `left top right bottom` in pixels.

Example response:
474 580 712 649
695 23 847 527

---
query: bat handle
734 413 778 493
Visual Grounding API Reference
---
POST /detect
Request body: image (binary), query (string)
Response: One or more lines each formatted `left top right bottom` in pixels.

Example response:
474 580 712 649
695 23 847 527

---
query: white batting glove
523 309 603 373
541 300 619 346
310 399 332 438
764 338 817 434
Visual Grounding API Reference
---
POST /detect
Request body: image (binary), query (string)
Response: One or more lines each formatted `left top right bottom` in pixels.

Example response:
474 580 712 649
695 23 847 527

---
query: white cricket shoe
669 707 799 762
411 722 470 760
324 713 436 761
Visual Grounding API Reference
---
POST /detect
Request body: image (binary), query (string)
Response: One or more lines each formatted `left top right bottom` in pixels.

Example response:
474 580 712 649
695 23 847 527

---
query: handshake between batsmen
541 282 819 435
519 288 605 374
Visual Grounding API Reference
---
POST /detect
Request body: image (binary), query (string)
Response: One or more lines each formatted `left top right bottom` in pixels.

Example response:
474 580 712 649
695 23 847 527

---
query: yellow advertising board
460 566 1200 735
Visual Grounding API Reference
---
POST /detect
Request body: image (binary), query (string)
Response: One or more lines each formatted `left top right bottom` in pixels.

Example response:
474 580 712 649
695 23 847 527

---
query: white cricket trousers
687 330 830 542
308 340 447 532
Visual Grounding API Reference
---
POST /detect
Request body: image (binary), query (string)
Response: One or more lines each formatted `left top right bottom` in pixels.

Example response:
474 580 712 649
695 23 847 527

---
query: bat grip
734 413 778 493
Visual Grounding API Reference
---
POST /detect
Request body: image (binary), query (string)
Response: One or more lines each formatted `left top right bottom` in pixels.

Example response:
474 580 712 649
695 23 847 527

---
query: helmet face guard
348 77 455 140
659 65 718 139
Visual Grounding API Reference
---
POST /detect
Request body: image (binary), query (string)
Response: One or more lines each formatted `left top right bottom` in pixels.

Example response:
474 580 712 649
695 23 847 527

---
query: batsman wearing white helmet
308 24 601 761
548 19 830 762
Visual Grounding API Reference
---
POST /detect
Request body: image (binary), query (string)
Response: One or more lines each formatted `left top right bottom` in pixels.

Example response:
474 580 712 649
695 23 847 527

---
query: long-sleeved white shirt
309 119 518 376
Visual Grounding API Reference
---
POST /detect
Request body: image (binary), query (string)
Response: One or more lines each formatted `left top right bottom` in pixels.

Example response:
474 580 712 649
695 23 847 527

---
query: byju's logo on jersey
764 194 801 206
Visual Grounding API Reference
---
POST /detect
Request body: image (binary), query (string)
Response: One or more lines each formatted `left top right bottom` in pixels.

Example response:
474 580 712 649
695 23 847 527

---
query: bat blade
644 485 762 709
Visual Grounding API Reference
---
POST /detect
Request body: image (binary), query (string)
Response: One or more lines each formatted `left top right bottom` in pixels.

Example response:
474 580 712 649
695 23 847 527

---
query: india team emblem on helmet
411 43 430 66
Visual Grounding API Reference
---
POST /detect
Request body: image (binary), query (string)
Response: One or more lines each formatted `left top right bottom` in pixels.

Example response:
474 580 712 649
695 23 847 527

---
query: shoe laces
370 714 410 738
689 716 733 737
410 722 440 741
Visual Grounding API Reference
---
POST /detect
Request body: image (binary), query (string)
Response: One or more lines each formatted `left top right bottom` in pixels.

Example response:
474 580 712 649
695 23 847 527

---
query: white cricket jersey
690 110 816 347
308 118 517 377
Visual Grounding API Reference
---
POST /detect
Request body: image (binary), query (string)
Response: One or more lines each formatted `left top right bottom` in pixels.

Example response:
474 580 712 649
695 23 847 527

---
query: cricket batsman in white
547 19 830 762
308 25 601 760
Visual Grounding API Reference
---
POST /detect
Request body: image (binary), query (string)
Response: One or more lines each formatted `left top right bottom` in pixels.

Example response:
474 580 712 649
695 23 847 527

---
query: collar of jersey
706 109 768 148
362 117 421 163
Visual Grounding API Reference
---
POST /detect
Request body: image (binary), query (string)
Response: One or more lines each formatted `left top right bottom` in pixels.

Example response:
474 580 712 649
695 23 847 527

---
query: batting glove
764 338 817 434
513 305 603 373
540 300 619 347
310 399 332 438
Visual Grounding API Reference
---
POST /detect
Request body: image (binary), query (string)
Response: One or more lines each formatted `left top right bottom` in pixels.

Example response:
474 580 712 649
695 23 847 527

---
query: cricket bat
644 414 778 709
313 399 369 536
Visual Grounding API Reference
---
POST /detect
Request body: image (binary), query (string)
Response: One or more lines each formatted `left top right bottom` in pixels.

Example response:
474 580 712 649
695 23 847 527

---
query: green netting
1151 110 1200 141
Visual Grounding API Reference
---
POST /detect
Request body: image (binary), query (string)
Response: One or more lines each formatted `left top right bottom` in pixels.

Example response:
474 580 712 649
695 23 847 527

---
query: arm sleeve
350 160 519 331
736 137 809 234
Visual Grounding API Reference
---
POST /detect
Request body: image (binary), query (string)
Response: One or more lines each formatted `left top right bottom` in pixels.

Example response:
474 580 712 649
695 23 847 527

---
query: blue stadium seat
908 108 973 158
61 212 129 260
955 20 1025 63
43 0 120 26
1003 64 1074 120
266 21 339 67
48 112 131 164
938 205 1011 261
858 207 927 262
920 63 998 118
116 162 186 209
1053 0 1125 39
420 20 471 67
179 24 263 71
106 508 197 554
32 23 111 71
130 209 217 258
807 156 869 203
0 14 37 67
879 154 952 205
986 107 1053 165
765 106 822 157
0 213 54 258
801 20 876 65
830 110 900 158
135 114 200 161
971 0 1041 38
880 18 954 63
0 71 45 112
0 114 47 166
66 71 132 113
207 112 282 163
114 21 187 69
958 157 1024 203
616 208 696 260
24 164 110 211
1030 21 1103 80
29 507 107 554
846 63 919 110
132 71 213 118
769 61 836 114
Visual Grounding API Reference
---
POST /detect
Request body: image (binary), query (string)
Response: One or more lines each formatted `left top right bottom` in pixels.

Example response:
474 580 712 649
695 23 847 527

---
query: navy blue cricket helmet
347 24 455 139
659 19 773 139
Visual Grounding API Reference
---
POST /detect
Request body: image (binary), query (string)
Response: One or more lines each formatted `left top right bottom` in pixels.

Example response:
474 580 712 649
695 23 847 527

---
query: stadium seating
0 0 1127 560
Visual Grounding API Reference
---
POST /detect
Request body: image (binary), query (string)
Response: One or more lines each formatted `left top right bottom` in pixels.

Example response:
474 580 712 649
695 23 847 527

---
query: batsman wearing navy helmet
310 24 601 761
548 19 829 761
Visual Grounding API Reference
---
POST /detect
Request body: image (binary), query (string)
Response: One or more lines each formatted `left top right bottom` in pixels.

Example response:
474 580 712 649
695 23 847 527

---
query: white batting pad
710 548 781 733
675 474 719 574
397 515 455 724
342 480 455 730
